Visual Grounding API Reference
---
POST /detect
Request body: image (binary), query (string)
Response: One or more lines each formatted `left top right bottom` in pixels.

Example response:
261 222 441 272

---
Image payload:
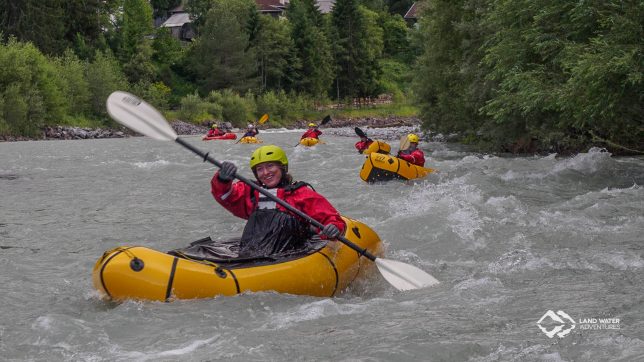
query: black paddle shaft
175 137 377 262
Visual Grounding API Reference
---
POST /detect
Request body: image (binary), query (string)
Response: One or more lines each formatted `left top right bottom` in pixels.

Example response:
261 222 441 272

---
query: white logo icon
536 310 576 338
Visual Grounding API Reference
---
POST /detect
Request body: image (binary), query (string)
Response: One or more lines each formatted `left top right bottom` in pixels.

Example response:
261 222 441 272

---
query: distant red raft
202 133 237 141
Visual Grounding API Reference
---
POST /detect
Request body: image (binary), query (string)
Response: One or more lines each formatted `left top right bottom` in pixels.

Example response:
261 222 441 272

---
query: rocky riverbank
291 115 422 130
1 117 440 142
0 121 210 142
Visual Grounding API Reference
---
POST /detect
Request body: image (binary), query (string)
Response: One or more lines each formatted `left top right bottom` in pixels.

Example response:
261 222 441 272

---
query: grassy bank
163 102 420 127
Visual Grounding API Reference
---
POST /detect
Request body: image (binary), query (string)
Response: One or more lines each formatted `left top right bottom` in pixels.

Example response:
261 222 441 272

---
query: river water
1 130 642 361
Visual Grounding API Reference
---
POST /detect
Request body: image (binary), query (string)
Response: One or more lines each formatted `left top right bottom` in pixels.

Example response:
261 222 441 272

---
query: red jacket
397 148 426 166
301 129 322 139
207 128 225 137
211 174 346 236
355 139 373 153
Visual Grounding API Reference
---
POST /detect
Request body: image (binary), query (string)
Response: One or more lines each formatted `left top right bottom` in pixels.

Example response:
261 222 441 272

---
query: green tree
0 0 118 56
254 16 298 91
63 0 119 57
0 0 67 55
331 0 383 99
116 0 154 62
188 0 258 93
0 38 65 136
412 0 491 137
287 0 334 98
386 0 414 16
481 0 643 151
151 0 182 15
123 41 157 84
360 0 386 11
185 0 215 31
54 49 91 116
85 51 128 118
381 13 410 60
152 28 184 67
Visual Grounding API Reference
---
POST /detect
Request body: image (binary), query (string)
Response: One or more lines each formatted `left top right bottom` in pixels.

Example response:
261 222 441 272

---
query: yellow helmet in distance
308 123 316 127
407 134 420 143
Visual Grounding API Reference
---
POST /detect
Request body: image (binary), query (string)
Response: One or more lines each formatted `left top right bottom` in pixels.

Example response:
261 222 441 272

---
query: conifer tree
188 0 258 93
331 0 383 99
254 16 298 91
117 0 154 62
287 0 334 99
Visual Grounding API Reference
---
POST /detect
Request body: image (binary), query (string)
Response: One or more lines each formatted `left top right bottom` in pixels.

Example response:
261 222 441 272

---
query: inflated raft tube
360 152 432 182
239 136 262 144
92 217 382 301
362 140 391 155
202 133 237 141
299 137 320 146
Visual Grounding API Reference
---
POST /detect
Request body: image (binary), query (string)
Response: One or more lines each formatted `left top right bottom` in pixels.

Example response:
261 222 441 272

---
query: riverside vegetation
0 0 641 154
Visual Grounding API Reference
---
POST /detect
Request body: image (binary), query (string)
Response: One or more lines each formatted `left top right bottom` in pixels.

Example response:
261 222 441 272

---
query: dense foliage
1 0 640 154
413 0 643 153
0 0 416 137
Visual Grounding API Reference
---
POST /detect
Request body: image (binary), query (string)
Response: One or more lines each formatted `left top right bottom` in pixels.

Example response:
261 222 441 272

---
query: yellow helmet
250 145 288 169
308 123 316 127
407 134 419 143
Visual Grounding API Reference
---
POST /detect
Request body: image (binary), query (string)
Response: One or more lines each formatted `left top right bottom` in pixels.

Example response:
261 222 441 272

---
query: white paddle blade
375 258 440 291
106 91 177 141
399 135 411 151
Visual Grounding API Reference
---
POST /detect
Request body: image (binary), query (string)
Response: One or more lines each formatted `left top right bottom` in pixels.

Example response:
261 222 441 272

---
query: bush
85 51 128 120
0 38 65 136
179 92 213 123
255 90 313 126
379 59 411 103
206 89 254 127
131 81 171 111
54 49 91 116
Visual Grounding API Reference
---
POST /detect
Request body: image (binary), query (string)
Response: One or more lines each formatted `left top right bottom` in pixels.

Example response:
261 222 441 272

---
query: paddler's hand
321 224 340 239
218 161 237 182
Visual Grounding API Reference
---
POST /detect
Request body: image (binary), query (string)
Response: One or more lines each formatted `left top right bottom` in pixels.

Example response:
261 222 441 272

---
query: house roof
316 0 335 14
256 0 288 12
404 2 418 19
162 12 191 28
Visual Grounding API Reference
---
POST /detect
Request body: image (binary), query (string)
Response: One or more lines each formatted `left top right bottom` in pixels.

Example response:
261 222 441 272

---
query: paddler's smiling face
255 162 283 188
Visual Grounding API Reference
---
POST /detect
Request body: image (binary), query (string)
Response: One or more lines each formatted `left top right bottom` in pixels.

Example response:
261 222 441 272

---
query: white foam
470 344 564 362
258 299 367 330
32 315 53 331
115 335 221 361
156 336 219 357
550 147 612 174
453 277 504 291
131 160 171 169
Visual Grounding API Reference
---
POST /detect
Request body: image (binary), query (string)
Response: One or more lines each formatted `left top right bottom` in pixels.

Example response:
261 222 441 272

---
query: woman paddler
211 145 344 257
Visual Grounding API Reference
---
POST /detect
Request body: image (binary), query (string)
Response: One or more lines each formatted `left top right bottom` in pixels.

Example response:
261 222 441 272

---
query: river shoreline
1 117 630 156
0 117 427 142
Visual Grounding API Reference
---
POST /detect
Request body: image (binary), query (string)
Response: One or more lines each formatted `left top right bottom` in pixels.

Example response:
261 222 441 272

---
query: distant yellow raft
299 137 320 146
360 153 433 182
92 217 382 301
239 136 262 144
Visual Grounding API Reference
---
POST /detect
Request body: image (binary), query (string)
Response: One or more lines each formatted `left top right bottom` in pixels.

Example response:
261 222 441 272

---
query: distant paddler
354 127 374 154
396 133 426 166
